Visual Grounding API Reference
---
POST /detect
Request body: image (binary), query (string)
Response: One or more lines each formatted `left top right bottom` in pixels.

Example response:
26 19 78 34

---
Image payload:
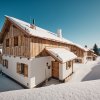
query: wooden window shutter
14 36 18 46
18 36 21 46
17 63 20 73
6 39 9 47
24 64 28 77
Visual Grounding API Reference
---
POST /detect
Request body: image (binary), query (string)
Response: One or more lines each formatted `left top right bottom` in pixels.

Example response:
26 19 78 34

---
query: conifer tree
93 44 99 55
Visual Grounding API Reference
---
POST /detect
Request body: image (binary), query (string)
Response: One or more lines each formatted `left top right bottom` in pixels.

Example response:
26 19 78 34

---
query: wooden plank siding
87 51 94 57
3 25 30 58
2 24 85 59
70 45 84 57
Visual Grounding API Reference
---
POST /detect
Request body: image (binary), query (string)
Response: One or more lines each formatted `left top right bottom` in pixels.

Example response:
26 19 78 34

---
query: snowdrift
0 80 100 100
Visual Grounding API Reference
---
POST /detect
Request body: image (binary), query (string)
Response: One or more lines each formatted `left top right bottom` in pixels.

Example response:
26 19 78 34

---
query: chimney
30 19 36 29
32 19 35 25
57 29 62 38
85 45 87 48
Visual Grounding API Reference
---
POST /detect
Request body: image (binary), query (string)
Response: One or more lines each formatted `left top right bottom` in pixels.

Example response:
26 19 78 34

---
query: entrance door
52 61 59 79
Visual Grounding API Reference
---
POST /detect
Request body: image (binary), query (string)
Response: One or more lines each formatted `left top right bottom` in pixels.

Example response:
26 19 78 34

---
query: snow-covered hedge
0 80 100 100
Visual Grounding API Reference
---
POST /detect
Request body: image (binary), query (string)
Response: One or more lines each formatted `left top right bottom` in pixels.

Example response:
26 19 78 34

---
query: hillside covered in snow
0 80 100 100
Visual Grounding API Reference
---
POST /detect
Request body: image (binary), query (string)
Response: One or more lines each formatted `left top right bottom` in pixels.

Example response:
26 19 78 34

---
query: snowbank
69 57 100 82
0 74 23 92
0 80 100 100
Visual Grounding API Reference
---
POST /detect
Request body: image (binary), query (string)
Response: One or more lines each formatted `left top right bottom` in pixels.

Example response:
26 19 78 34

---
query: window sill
17 73 28 77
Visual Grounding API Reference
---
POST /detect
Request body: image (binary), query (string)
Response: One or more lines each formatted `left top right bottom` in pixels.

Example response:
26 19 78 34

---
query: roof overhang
46 48 77 63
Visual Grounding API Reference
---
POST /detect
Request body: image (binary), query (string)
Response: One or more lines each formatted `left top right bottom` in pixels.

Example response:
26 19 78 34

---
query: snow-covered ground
0 64 23 92
0 80 100 100
0 57 100 93
0 74 23 92
69 57 100 82
45 57 100 85
0 58 100 99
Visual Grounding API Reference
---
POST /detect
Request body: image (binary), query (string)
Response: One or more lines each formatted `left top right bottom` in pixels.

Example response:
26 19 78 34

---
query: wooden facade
0 18 87 62
87 50 97 61
1 22 85 60
87 50 94 57
3 24 30 58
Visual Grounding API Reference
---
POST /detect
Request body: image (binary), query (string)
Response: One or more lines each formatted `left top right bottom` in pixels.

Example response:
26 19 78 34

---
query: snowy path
69 57 100 82
0 74 23 92
0 64 24 92
0 74 24 92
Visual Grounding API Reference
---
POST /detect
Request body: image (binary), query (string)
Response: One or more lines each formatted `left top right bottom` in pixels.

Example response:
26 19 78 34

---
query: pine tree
93 44 99 55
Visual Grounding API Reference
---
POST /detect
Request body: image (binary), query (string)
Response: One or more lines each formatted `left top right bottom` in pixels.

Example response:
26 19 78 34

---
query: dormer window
14 36 18 46
6 39 9 47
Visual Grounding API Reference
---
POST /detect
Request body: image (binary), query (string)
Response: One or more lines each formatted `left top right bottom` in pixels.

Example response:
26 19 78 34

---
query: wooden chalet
0 16 96 88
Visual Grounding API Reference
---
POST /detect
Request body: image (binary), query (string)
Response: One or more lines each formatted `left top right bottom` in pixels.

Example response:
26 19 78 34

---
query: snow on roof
5 15 73 44
89 49 94 52
73 43 89 51
0 80 100 100
5 16 89 51
46 48 77 63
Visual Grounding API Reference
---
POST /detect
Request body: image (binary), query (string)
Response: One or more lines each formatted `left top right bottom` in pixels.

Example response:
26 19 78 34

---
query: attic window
14 36 18 46
6 39 9 47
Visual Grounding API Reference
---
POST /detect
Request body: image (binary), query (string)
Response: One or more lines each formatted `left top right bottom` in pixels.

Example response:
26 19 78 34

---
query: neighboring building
82 48 97 61
86 49 97 61
0 16 95 88
70 44 88 63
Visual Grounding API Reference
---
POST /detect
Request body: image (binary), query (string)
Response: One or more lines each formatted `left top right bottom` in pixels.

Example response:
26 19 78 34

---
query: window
20 63 24 74
17 63 28 77
3 59 8 68
66 61 72 70
6 39 9 47
74 59 82 63
14 36 18 46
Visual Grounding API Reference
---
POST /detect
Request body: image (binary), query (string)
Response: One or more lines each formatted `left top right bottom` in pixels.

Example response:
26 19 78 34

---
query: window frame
6 39 9 47
66 61 72 70
20 63 25 75
17 63 28 77
14 36 18 46
3 59 8 68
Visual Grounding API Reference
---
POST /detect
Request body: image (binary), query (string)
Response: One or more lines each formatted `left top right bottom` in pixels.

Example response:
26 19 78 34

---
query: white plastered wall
2 55 54 88
2 55 31 88
59 63 73 80
29 56 54 88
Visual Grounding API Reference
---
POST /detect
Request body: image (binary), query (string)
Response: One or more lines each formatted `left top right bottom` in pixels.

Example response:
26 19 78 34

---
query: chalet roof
5 16 74 44
0 15 89 51
89 49 94 52
46 48 77 63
